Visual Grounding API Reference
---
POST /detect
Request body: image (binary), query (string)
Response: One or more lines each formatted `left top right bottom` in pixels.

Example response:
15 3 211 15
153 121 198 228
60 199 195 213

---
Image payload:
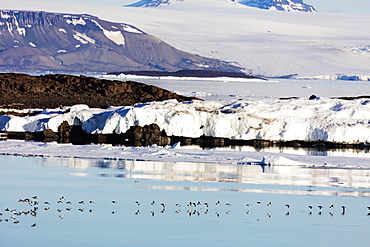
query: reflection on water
211 145 370 158
2 155 370 247
91 159 370 187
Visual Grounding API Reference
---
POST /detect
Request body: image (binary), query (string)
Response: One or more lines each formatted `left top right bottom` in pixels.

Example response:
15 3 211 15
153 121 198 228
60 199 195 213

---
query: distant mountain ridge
0 10 241 73
126 0 317 12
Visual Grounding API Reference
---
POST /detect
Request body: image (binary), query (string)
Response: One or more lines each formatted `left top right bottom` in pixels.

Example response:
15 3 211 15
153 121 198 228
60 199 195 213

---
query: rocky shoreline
1 122 369 151
0 73 198 109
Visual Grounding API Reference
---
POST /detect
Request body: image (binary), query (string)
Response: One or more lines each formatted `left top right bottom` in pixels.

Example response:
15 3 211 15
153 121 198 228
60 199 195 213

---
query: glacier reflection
71 159 370 195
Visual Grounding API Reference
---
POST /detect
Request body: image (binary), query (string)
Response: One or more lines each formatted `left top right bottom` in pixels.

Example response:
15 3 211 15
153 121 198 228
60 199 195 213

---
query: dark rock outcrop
0 73 198 109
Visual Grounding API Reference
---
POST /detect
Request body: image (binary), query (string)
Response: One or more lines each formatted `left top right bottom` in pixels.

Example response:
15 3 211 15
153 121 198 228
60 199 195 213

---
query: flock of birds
1 195 370 227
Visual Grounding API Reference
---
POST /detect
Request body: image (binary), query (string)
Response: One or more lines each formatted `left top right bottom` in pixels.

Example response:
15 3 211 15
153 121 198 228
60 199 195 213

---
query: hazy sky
16 0 370 14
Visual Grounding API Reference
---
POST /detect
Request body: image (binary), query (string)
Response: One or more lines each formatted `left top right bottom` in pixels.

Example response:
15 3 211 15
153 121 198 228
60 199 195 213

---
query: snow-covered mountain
126 0 317 12
236 0 316 12
0 10 240 73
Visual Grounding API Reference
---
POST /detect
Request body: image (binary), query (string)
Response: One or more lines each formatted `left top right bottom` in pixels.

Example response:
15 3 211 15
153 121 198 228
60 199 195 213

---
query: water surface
1 155 370 246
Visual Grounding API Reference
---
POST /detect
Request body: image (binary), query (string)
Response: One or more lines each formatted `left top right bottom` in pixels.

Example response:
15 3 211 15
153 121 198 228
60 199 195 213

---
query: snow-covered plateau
1 0 370 77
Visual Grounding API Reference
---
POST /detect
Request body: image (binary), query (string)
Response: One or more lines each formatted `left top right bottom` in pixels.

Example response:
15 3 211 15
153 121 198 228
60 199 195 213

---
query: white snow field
1 0 370 78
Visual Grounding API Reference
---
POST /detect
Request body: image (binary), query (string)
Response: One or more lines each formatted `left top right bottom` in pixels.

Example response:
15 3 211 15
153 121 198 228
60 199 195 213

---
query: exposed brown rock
0 73 198 109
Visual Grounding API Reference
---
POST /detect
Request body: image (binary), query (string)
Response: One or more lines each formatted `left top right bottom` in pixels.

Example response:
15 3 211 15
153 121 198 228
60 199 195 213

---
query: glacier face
2 98 370 144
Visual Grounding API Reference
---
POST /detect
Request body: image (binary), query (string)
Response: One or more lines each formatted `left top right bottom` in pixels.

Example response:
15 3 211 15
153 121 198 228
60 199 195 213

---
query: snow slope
2 97 370 144
1 0 369 77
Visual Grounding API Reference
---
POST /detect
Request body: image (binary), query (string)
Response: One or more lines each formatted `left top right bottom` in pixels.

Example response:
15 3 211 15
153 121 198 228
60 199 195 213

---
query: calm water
1 155 370 247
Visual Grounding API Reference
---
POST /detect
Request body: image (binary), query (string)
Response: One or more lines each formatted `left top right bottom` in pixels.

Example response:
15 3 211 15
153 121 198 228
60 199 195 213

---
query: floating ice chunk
261 156 311 166
170 142 181 149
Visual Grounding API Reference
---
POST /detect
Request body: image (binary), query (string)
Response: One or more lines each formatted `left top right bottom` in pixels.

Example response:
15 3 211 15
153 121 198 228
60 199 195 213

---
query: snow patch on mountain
91 19 125 46
66 17 86 26
72 31 96 44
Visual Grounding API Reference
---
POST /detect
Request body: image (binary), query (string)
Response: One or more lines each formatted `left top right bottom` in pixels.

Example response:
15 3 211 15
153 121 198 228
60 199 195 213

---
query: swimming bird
151 201 156 206
79 201 85 204
175 203 181 207
257 202 262 205
308 206 313 210
267 212 272 218
135 210 140 215
66 208 71 211
135 201 141 206
246 211 251 215
329 204 335 209
285 211 290 216
267 202 272 207
112 201 117 204
59 215 64 219
367 206 370 210
14 220 20 224
89 209 94 213
204 203 209 207
32 196 38 200
161 209 166 213
31 223 37 227
341 206 346 214
175 210 181 213
89 201 95 204
57 200 63 204
226 203 232 207
329 212 334 216
216 201 221 206
44 207 50 211
112 211 117 214
285 204 290 209
60 196 65 201
205 209 209 214
78 208 84 212
161 203 166 208
151 211 155 216
216 211 220 217
66 201 72 205
246 204 252 207
57 209 62 212
318 205 323 210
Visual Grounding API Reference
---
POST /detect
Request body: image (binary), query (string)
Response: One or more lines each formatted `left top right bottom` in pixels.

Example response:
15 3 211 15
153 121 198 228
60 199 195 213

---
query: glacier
2 97 370 145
